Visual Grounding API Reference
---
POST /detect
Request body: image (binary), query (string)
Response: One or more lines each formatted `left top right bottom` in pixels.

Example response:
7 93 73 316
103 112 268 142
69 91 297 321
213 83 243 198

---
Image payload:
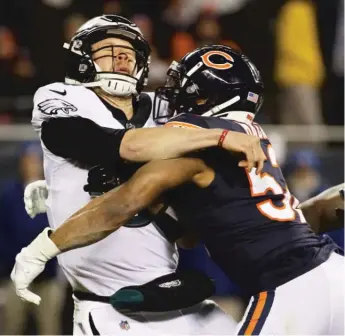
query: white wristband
25 228 61 262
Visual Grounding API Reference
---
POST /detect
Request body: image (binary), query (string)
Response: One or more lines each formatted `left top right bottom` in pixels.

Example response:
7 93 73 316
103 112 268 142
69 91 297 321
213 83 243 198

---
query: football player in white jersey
16 14 266 335
12 43 344 335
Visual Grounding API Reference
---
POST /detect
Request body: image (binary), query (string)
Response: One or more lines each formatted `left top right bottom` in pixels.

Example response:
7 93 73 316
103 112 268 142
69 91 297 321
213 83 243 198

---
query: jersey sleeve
41 117 127 168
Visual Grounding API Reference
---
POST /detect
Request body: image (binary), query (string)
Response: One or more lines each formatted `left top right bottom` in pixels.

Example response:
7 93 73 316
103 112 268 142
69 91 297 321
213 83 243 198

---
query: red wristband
218 130 229 147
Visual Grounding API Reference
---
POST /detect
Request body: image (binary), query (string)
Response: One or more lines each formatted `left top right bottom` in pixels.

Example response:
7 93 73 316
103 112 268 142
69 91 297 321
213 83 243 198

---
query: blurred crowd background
0 0 343 334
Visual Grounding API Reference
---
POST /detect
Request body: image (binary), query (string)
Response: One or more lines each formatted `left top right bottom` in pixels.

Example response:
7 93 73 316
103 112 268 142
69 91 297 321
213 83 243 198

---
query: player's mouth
116 67 130 74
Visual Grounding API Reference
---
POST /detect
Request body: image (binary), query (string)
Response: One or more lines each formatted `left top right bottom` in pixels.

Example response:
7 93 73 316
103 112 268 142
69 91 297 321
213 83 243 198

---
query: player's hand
84 165 121 197
11 228 60 305
11 248 45 305
24 180 48 218
221 131 266 174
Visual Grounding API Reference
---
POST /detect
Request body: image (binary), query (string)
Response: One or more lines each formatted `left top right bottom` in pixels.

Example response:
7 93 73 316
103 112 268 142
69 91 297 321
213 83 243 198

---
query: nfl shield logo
119 320 130 331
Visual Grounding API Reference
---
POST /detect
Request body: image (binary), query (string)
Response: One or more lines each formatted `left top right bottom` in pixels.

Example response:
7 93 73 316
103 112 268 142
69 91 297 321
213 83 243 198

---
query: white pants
73 298 237 335
236 252 344 335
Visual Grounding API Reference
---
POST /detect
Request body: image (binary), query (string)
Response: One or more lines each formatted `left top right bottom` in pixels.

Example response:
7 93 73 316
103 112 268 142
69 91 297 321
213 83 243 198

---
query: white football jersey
32 82 178 295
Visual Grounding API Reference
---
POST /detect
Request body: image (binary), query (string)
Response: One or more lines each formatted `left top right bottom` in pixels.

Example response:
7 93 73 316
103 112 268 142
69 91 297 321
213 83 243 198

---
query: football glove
11 228 60 305
24 180 48 218
84 165 121 197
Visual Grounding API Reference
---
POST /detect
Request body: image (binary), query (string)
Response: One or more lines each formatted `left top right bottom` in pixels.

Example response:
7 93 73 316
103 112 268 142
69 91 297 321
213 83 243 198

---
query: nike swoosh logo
49 89 67 96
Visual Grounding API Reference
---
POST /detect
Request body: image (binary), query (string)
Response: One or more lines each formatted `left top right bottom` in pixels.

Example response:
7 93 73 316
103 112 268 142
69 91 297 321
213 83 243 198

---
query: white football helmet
64 15 151 97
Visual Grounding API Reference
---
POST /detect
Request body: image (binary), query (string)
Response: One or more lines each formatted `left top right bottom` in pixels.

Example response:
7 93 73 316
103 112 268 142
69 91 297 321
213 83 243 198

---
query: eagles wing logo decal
38 99 78 115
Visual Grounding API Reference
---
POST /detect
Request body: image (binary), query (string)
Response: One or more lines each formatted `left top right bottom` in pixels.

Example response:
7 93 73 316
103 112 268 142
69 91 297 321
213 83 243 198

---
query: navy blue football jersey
165 113 339 295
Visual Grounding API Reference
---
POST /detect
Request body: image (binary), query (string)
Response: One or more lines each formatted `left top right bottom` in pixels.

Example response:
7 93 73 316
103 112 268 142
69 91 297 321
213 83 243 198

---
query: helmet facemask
90 42 146 96
153 61 182 123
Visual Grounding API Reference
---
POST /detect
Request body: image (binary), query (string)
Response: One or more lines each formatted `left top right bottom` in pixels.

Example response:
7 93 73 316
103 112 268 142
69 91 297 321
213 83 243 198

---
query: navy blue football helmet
153 45 264 123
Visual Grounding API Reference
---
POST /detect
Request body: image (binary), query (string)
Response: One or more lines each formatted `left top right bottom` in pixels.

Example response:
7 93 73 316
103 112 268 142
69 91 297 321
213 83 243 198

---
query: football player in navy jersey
12 46 344 335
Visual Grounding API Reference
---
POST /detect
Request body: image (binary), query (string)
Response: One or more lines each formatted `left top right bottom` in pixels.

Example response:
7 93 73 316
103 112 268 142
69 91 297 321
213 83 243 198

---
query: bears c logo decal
201 51 234 70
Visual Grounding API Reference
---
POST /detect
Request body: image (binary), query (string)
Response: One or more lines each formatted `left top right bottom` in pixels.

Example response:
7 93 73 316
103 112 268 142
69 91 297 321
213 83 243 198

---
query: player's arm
42 117 265 172
299 183 344 233
41 117 220 166
11 157 209 305
49 158 210 252
33 85 265 170
122 123 266 172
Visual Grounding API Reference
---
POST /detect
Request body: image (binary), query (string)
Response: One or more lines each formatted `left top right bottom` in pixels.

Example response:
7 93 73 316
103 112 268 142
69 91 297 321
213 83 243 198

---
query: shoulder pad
33 83 92 117
202 116 261 135
165 113 209 129
32 83 124 134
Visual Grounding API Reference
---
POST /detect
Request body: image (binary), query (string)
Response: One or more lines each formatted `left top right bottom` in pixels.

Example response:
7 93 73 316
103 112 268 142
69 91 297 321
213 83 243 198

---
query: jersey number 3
247 145 306 222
